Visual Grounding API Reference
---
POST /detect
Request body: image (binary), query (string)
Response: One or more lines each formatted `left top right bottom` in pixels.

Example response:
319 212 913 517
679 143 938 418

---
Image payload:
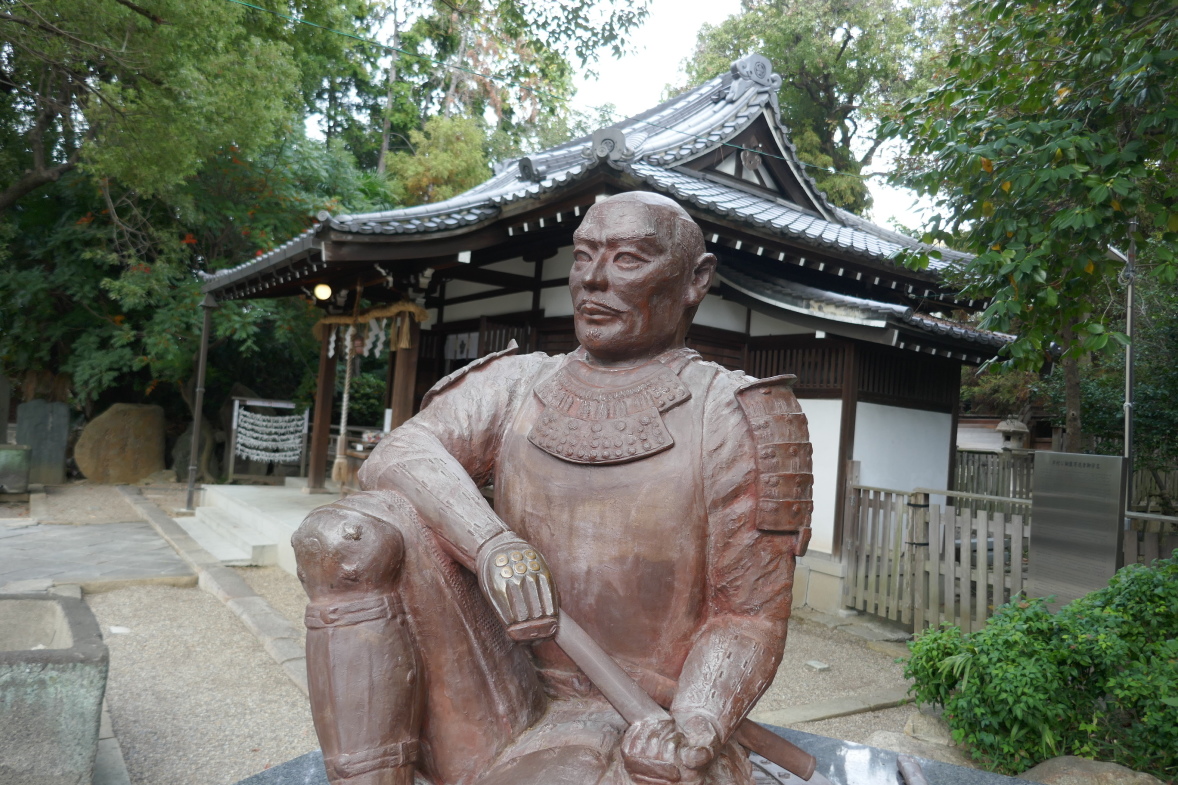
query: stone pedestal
0 594 109 785
15 400 70 485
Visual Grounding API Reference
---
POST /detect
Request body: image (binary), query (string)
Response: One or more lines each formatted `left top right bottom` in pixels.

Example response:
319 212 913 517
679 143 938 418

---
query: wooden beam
390 320 421 429
308 327 339 490
446 266 535 291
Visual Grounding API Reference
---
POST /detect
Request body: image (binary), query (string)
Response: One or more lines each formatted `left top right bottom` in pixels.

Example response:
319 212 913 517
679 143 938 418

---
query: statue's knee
293 501 409 600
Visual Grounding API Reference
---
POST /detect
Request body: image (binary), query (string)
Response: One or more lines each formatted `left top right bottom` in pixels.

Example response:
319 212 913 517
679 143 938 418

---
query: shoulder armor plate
421 340 520 410
735 374 813 553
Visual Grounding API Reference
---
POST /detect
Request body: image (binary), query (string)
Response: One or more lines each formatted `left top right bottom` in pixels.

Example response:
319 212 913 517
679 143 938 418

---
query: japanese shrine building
200 54 1008 611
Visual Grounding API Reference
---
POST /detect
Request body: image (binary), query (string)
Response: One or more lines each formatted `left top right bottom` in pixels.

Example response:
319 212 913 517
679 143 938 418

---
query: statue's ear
686 252 717 306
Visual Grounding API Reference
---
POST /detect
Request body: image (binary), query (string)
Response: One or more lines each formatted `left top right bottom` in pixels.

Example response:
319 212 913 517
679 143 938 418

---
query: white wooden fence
908 490 1030 634
841 479 1030 633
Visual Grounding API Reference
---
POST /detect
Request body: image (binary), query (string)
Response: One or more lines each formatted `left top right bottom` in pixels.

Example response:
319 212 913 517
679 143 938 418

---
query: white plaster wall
440 291 534 324
796 397 842 556
483 257 534 276
539 250 576 318
693 294 748 333
853 402 953 494
748 310 810 337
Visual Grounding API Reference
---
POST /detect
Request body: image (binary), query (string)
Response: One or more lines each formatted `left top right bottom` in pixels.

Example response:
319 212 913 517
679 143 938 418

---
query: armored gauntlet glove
476 532 560 641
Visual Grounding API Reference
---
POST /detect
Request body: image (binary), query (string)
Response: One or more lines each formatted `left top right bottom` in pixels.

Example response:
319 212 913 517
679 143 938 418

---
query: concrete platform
0 521 194 592
184 485 340 575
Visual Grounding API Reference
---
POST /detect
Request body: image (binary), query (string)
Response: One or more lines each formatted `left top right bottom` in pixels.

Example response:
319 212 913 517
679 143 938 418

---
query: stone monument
293 193 815 785
15 399 70 486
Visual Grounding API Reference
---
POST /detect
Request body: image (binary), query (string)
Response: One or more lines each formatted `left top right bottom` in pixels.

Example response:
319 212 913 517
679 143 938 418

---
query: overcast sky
569 0 932 233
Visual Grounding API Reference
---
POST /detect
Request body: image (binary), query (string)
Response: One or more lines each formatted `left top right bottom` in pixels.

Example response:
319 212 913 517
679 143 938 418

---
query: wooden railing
844 463 1176 633
954 449 1035 500
1123 511 1178 565
841 462 1032 633
841 482 914 625
909 489 1030 634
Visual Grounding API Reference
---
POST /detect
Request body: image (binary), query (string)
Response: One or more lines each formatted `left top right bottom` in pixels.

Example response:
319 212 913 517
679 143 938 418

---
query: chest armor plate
527 355 692 465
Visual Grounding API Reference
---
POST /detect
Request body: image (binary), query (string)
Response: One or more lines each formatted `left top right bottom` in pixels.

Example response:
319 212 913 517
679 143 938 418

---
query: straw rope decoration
234 409 305 464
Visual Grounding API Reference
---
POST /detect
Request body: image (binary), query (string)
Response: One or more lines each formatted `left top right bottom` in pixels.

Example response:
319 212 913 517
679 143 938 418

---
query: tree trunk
376 1 399 175
1060 323 1083 453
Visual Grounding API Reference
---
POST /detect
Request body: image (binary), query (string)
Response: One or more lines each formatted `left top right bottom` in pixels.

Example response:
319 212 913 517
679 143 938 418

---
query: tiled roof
721 266 1010 350
202 53 965 289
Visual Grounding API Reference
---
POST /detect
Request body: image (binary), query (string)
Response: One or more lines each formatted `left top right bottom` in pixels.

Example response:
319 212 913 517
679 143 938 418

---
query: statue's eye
614 253 645 268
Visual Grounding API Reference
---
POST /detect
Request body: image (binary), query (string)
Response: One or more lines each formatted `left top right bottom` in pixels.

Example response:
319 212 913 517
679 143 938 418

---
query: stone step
198 485 337 576
193 507 277 566
173 515 252 566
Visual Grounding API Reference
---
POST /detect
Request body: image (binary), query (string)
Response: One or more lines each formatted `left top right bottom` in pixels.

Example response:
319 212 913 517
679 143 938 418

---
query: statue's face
570 199 697 365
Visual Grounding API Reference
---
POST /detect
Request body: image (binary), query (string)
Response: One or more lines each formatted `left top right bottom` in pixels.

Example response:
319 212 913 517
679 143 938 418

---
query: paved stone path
0 520 194 592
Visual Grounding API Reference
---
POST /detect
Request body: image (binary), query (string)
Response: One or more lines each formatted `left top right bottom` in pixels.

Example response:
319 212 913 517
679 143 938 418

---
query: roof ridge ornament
518 157 548 182
583 126 635 164
726 54 782 118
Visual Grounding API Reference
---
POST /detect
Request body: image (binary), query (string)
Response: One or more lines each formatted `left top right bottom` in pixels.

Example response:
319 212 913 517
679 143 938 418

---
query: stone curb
117 486 309 696
748 687 911 727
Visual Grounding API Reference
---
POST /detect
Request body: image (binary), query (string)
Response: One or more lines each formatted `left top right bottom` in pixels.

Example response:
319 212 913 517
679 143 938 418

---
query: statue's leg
294 494 423 785
293 491 545 785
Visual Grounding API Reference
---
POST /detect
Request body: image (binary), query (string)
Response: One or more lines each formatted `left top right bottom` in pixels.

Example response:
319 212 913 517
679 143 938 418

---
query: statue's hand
621 713 720 785
476 532 559 642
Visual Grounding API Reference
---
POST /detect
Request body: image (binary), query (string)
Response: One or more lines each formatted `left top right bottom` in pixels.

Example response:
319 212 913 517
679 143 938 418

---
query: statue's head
570 192 717 366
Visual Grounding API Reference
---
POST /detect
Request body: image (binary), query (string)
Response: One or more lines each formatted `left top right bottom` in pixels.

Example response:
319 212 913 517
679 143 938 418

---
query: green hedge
905 551 1178 780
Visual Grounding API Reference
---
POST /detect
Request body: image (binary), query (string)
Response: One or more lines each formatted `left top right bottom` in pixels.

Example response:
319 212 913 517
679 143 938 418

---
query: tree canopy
885 0 1178 448
685 0 944 214
0 0 650 422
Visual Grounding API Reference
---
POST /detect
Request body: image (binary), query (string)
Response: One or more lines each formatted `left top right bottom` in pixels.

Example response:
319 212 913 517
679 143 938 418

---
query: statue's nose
578 255 608 290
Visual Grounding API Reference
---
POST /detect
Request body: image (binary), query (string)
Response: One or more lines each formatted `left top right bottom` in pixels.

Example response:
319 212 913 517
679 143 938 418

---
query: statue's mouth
576 300 623 318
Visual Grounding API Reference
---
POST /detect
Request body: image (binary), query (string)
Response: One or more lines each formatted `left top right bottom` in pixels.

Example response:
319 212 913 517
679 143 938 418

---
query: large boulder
1018 756 1164 785
74 403 165 484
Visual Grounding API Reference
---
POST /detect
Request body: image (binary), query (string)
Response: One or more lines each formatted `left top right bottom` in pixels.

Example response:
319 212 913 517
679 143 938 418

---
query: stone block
1017 756 1164 784
227 595 302 641
15 400 69 485
905 705 954 746
0 444 30 492
74 403 165 484
263 636 306 665
0 594 108 785
281 657 309 696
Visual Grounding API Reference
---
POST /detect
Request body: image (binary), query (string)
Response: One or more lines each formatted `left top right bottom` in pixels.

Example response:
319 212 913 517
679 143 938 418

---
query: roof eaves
199 226 321 293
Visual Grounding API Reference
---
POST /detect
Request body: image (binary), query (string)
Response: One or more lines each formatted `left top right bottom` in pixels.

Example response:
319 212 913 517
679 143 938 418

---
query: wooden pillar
947 361 962 493
529 258 544 352
390 320 421 429
308 326 339 490
832 341 859 559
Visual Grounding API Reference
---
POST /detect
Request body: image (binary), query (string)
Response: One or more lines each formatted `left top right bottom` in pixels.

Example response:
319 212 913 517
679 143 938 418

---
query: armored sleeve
357 344 554 566
671 369 812 743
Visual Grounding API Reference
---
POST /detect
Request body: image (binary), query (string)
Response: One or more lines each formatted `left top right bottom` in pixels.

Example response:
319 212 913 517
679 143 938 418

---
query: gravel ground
40 482 141 523
87 584 318 785
756 621 911 712
141 484 194 517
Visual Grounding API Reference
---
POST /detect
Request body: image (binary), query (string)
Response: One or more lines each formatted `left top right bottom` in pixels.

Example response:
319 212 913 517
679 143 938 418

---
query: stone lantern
996 417 1030 449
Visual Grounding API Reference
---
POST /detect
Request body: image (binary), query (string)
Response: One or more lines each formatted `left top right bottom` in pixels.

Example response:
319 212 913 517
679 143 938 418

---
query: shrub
904 551 1178 780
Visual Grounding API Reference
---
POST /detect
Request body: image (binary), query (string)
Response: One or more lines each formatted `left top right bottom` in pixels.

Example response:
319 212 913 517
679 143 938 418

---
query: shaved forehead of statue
574 192 705 264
